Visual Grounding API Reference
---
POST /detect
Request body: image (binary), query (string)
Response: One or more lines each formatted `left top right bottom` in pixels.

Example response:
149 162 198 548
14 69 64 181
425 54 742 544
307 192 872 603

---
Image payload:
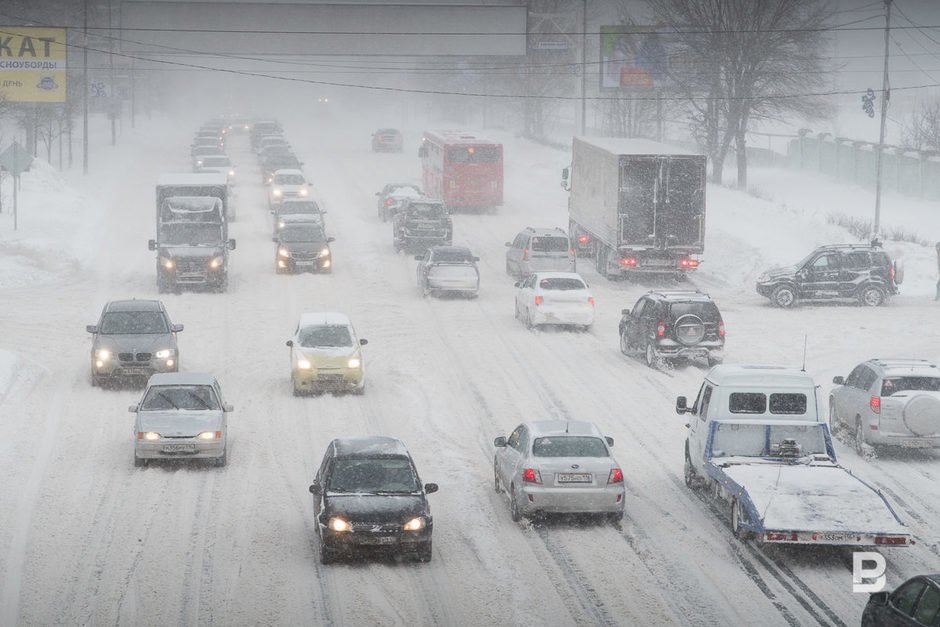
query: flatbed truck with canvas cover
676 365 911 547
562 137 705 280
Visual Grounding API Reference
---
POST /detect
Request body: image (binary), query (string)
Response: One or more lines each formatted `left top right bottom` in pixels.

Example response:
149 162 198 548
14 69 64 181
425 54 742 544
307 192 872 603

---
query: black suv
309 437 438 564
756 244 900 308
619 290 724 369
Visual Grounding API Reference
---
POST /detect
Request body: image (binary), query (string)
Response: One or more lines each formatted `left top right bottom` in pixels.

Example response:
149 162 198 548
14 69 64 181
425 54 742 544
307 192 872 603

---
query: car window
532 436 608 457
811 253 839 270
914 583 940 626
697 385 713 421
632 298 648 318
539 277 585 290
280 202 320 215
327 457 419 494
729 392 767 414
518 426 529 452
669 302 721 322
530 236 569 253
141 385 220 411
100 311 169 335
447 145 500 164
842 251 870 270
275 174 305 185
299 325 352 348
769 393 807 414
892 579 927 617
408 203 445 218
857 367 879 391
845 365 864 387
882 377 940 395
507 426 523 450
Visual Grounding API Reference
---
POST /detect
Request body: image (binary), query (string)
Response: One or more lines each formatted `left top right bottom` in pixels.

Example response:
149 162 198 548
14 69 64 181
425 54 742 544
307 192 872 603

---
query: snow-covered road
0 112 938 626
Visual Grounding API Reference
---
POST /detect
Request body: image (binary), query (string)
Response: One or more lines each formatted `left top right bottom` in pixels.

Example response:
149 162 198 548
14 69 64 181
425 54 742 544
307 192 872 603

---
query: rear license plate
557 473 593 483
162 444 196 454
812 533 857 542
643 259 672 267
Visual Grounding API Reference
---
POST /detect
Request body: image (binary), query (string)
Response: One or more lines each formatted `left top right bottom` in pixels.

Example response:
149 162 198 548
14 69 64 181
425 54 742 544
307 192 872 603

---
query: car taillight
718 321 725 337
534 295 543 306
620 257 637 267
608 468 623 484
875 536 907 545
870 396 881 414
385 198 395 206
569 248 576 258
889 265 896 281
679 258 699 268
522 468 541 484
578 234 589 244
522 248 529 261
656 321 666 337
588 296 595 306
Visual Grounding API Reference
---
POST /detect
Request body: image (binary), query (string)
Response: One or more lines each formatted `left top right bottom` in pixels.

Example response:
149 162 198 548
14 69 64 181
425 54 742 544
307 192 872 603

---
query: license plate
162 444 196 454
557 473 593 483
643 259 672 267
122 368 150 375
295 261 317 267
812 533 856 542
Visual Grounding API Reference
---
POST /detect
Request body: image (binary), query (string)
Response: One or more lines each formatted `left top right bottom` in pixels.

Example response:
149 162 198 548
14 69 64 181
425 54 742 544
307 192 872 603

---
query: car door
507 234 524 272
832 365 864 424
497 425 524 489
688 382 714 469
515 274 533 315
839 251 869 296
803 252 841 297
625 297 649 349
869 579 928 626
313 450 333 522
417 249 431 286
854 366 880 427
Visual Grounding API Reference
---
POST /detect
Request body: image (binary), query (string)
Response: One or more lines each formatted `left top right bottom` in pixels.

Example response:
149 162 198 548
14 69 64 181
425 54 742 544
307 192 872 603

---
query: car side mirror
418 146 427 158
621 308 630 316
375 191 380 196
327 237 335 243
676 396 689 414
414 255 423 260
128 405 138 413
359 338 368 345
86 325 98 334
309 482 322 495
148 240 157 251
272 237 278 242
472 256 480 262
494 436 507 447
424 483 439 494
869 591 889 606
228 239 237 250
504 242 511 247
513 281 521 288
286 340 294 347
832 376 844 385
170 324 184 333
224 404 234 412
605 436 614 447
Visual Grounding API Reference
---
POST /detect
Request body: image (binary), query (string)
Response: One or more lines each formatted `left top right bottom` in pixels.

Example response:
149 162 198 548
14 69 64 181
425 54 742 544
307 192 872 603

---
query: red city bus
419 131 503 211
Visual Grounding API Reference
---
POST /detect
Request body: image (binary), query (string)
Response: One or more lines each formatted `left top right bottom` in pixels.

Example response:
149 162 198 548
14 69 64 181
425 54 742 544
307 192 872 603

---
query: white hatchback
268 169 311 208
514 272 594 330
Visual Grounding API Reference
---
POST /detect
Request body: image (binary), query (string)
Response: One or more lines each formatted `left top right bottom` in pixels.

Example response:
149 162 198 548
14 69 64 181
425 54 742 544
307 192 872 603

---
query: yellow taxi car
287 312 367 396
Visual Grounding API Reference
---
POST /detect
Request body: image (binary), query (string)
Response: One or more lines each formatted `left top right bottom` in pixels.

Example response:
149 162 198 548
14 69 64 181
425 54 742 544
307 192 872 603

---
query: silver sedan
131 373 231 467
493 420 625 522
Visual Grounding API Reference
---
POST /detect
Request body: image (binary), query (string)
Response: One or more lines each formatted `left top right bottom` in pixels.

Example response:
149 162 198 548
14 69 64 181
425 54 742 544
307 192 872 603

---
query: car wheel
505 259 513 276
215 448 227 467
416 541 433 563
619 331 630 355
352 381 365 396
684 450 699 489
858 285 885 307
291 374 302 397
645 341 661 369
828 401 841 432
854 418 866 456
509 484 522 522
607 511 624 524
319 541 335 565
707 355 723 367
494 462 501 493
134 454 147 468
90 371 99 387
771 285 797 308
524 307 535 330
380 208 387 222
514 301 520 320
731 499 744 539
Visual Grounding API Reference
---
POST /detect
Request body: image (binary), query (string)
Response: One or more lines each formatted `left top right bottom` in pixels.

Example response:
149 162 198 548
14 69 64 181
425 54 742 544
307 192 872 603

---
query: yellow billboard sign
0 27 67 103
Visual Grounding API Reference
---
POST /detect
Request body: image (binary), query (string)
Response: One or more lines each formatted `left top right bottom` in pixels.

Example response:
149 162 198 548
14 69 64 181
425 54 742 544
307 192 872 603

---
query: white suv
268 169 311 209
830 359 940 455
504 227 575 278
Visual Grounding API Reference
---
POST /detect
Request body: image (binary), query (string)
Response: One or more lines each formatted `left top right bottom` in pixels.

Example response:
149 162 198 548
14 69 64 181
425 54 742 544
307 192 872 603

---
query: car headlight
277 220 285 229
403 516 426 532
197 431 221 440
209 256 224 269
299 188 309 197
228 169 235 177
328 517 351 532
161 257 175 270
95 348 111 361
140 432 161 441
273 189 283 197
320 247 331 257
278 247 290 258
347 357 361 369
297 358 312 370
155 349 176 359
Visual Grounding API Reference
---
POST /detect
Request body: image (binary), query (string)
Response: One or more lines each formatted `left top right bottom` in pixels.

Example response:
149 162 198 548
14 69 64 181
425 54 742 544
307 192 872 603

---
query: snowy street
1 111 939 626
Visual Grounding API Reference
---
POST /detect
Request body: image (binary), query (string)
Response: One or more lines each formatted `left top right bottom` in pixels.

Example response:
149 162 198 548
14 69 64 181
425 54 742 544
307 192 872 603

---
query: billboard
600 26 672 91
0 27 68 103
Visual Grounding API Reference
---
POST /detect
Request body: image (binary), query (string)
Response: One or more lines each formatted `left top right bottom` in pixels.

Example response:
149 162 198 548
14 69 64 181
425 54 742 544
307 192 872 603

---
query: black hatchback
862 574 940 626
274 223 333 274
756 243 901 308
309 437 438 564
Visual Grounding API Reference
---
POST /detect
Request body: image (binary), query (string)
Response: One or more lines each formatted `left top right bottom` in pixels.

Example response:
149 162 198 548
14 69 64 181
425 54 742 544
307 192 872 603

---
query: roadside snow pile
0 159 84 289
0 350 17 401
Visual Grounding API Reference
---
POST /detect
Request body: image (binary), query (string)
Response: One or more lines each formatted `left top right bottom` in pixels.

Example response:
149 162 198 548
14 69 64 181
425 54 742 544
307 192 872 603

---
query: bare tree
645 0 835 187
902 99 940 152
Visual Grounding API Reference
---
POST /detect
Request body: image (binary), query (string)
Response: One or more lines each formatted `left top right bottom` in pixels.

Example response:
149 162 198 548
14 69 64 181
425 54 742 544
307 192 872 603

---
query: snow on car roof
331 436 410 458
272 168 304 177
705 365 817 389
528 420 603 437
158 173 228 186
146 372 218 387
531 271 585 281
576 136 702 157
106 299 162 312
299 312 353 328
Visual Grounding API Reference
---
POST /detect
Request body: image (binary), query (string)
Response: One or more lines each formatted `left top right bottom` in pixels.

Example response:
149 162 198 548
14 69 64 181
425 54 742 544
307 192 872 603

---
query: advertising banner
0 27 68 103
600 26 672 91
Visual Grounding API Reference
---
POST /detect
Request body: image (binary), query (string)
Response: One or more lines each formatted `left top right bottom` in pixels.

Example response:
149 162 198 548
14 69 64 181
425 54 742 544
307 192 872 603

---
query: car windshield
433 249 473 263
532 436 608 457
280 226 325 243
531 236 569 252
327 457 419 493
539 277 585 290
100 311 169 334
882 377 940 395
275 174 305 185
710 423 829 459
408 203 445 218
279 201 320 215
299 325 352 348
447 145 500 164
201 157 230 167
390 186 421 198
160 223 223 245
140 385 220 411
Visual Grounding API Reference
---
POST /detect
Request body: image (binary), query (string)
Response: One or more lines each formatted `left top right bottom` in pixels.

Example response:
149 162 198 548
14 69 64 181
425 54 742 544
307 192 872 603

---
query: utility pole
873 0 892 240
82 0 88 174
109 0 116 146
580 0 587 136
